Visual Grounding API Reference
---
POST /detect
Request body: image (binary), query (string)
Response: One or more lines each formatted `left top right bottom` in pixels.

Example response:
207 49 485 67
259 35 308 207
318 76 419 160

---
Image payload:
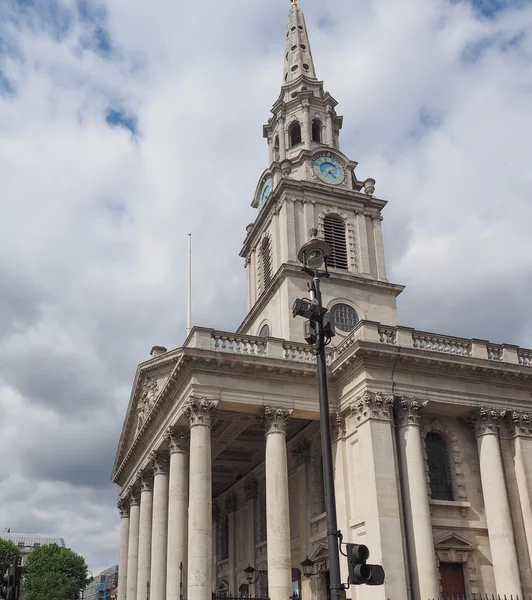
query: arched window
312 119 322 143
273 135 280 161
289 121 302 147
426 432 454 501
323 214 348 269
259 323 270 337
260 237 273 292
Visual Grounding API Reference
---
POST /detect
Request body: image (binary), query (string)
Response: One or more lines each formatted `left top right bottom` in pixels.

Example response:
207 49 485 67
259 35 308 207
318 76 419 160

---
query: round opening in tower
291 65 298 72
303 63 310 71
300 44 306 50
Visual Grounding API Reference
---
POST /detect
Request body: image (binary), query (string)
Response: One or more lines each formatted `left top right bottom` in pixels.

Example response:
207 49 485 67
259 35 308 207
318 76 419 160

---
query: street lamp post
292 229 342 600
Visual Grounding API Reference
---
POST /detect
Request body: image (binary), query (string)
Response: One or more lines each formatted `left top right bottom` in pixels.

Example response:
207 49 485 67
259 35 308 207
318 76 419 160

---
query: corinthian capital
165 427 189 454
150 451 169 475
506 411 532 437
185 397 219 427
469 406 506 437
138 469 154 492
260 406 293 435
396 397 428 427
127 486 140 507
117 499 129 518
351 392 393 424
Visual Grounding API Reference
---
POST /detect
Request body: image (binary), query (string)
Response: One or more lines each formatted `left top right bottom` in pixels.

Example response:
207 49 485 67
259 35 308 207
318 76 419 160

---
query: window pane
426 432 454 501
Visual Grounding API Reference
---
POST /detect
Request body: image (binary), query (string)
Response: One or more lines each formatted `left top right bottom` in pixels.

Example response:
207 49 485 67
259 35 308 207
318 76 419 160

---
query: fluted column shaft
137 472 154 600
150 454 169 600
186 398 218 600
278 116 286 161
166 429 189 600
262 406 293 600
126 491 141 600
396 398 439 600
326 110 334 147
117 501 130 600
474 407 522 597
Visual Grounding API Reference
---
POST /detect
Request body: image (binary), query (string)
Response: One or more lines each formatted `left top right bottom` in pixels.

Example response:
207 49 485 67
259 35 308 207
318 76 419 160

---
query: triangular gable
309 542 328 562
112 351 182 480
433 531 477 549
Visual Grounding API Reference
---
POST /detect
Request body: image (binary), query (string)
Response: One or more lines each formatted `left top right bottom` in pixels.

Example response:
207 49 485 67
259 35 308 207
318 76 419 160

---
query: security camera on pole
293 229 385 599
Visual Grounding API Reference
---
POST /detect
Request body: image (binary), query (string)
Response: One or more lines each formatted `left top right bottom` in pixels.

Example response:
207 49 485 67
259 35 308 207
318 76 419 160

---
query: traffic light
346 543 385 587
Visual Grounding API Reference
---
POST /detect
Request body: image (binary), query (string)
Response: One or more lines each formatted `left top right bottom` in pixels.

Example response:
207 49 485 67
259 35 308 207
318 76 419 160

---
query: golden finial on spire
291 0 298 6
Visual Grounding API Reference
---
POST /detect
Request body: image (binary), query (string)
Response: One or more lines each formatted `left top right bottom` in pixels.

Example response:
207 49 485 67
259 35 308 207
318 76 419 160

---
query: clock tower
238 0 404 343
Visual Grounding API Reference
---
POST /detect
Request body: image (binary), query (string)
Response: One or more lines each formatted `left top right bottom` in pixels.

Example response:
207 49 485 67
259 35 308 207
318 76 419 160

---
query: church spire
283 0 317 85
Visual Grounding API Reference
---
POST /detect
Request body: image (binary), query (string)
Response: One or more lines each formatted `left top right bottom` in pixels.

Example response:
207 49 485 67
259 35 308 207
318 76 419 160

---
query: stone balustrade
183 325 532 369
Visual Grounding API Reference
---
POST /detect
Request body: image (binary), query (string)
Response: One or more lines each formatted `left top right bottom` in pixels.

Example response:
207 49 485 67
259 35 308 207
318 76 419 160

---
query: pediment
309 543 328 562
433 531 477 550
112 352 182 481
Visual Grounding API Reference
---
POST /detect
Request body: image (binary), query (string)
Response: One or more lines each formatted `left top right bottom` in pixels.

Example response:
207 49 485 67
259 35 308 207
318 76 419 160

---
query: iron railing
429 595 532 600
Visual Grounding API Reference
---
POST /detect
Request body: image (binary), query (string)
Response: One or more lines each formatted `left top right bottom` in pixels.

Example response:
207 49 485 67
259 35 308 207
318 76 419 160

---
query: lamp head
244 565 255 584
300 556 315 579
297 229 331 270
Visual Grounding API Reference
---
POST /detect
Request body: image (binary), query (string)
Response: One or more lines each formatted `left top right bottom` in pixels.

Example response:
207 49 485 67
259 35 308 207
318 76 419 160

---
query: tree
24 544 89 600
0 538 21 575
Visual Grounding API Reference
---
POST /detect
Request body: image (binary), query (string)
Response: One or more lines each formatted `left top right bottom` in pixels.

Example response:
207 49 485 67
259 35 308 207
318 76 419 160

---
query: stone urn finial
364 177 376 196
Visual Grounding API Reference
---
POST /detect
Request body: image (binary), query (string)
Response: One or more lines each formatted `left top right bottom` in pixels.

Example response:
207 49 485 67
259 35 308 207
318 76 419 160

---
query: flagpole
187 233 192 336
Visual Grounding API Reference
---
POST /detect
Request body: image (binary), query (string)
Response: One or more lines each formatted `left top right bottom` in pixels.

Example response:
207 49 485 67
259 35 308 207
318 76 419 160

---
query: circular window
259 324 270 338
291 45 297 51
303 63 310 70
298 25 303 30
330 304 358 333
291 64 298 72
291 26 296 31
300 44 306 50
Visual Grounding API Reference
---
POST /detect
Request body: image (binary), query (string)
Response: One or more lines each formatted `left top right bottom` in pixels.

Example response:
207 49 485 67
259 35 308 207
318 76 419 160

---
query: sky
0 0 532 574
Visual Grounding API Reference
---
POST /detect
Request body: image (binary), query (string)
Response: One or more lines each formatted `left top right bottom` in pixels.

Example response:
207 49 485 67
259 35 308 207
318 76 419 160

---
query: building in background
0 532 66 563
111 2 532 600
83 566 118 600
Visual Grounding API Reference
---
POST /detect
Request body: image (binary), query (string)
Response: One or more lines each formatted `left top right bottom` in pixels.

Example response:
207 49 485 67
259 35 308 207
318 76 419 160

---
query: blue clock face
259 177 273 209
313 155 345 185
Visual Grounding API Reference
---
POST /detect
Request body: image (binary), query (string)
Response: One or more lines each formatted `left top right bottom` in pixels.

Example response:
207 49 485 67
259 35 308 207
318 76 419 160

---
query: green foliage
0 538 21 575
24 544 89 600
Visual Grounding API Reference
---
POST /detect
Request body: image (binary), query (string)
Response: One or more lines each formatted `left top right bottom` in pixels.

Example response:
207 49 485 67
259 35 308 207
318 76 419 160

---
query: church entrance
439 562 466 598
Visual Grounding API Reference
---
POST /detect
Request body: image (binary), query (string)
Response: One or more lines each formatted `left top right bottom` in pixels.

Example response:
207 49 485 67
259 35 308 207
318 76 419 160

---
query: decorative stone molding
331 413 345 440
127 486 140 506
421 420 468 503
434 533 479 595
118 499 129 517
292 438 311 466
469 406 506 437
225 494 238 514
317 207 357 271
244 478 258 501
506 411 532 437
138 469 154 492
165 427 189 454
396 397 428 427
150 451 169 475
136 377 160 434
351 392 394 424
259 406 293 435
185 397 219 427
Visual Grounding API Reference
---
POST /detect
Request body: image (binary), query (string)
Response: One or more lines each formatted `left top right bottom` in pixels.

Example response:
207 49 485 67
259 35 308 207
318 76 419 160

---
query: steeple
283 0 317 85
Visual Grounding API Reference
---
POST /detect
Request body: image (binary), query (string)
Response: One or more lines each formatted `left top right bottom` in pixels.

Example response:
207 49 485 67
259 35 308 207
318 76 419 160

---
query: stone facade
112 2 532 600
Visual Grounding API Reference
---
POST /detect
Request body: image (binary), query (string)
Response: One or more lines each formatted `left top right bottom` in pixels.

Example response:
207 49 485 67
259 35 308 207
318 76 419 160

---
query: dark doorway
440 562 466 598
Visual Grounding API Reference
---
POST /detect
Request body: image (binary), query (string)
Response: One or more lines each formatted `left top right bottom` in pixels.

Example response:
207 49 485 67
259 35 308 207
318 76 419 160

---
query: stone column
350 393 409 600
325 108 334 147
137 470 154 600
186 397 218 600
261 406 293 600
226 494 238 592
166 428 189 600
149 453 169 600
292 439 312 600
396 397 439 600
126 489 140 600
278 116 286 161
117 499 130 600
473 407 522 597
302 102 311 150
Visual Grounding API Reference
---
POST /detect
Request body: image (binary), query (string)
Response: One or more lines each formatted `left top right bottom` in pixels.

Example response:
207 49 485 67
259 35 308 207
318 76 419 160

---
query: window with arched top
259 323 270 337
312 119 322 143
260 237 273 292
426 432 454 501
289 121 302 147
323 213 348 269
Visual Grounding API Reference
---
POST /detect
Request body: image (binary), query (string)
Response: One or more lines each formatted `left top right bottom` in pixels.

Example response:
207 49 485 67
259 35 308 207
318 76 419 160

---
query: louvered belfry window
426 432 455 501
261 237 273 292
323 214 348 269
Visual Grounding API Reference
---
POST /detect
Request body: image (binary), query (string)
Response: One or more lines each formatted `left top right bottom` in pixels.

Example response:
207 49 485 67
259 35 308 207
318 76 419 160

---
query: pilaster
126 488 141 600
149 452 169 600
137 470 154 600
117 499 129 600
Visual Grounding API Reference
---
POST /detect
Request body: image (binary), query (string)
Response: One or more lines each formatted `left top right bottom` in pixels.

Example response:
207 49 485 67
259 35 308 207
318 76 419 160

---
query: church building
111 2 532 600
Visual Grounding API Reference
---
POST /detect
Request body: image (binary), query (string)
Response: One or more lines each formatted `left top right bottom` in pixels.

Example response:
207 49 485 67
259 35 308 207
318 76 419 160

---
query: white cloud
0 0 531 571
